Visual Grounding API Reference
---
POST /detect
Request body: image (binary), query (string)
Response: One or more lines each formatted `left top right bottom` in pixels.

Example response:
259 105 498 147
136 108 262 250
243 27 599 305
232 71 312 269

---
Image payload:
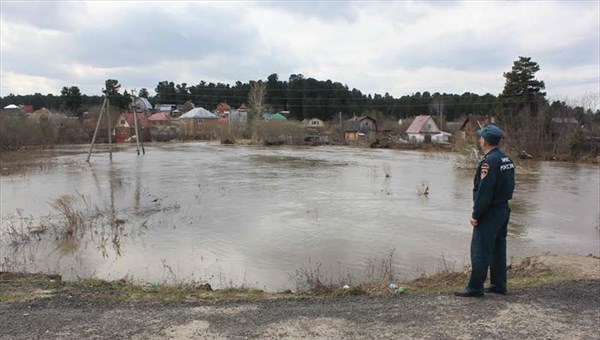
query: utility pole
106 98 112 160
86 96 113 162
130 90 145 155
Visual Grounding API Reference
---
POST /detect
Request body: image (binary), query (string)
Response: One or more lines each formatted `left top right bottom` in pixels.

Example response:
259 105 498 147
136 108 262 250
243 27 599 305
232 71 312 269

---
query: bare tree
248 80 267 120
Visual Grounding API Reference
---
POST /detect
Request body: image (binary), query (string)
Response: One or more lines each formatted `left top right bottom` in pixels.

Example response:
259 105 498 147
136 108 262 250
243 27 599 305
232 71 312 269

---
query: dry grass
292 250 398 294
252 120 305 145
2 254 595 303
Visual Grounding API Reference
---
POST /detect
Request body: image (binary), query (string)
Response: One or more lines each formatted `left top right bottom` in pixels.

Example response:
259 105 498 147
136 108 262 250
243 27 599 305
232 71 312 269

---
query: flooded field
1 143 598 291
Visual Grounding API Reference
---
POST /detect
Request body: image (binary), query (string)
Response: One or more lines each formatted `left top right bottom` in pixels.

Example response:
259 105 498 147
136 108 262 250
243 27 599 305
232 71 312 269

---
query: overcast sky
1 1 598 105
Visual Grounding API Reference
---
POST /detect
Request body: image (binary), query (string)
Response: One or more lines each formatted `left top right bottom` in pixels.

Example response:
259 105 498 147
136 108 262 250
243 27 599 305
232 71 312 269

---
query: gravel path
1 280 598 339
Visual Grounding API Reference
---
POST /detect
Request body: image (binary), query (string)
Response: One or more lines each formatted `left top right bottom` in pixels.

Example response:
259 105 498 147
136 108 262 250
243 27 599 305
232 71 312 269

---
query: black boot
454 290 484 297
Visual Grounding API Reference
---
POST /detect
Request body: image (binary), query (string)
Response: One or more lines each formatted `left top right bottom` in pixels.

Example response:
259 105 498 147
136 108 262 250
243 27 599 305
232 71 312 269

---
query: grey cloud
378 29 512 71
542 35 599 67
68 7 260 68
1 2 79 31
257 1 360 22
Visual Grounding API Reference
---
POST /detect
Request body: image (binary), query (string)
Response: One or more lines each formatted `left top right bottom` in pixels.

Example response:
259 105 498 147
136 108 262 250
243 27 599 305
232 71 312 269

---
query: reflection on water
1 144 598 291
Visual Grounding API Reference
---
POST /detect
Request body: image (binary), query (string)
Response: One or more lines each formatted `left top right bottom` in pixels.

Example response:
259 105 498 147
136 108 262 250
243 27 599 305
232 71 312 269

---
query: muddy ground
1 254 599 339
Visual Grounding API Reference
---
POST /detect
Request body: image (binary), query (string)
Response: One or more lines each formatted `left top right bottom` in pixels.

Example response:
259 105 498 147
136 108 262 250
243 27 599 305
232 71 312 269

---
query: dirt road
1 279 598 339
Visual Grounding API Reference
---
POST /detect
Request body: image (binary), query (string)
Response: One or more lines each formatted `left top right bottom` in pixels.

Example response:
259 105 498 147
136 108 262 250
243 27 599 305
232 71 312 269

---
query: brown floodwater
1 143 598 291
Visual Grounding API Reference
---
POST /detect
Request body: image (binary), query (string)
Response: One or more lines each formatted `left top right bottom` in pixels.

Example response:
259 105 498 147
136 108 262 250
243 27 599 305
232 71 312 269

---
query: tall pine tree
500 56 546 115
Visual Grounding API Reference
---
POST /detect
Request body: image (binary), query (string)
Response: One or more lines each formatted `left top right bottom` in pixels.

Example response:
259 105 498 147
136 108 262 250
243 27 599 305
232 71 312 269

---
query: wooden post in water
130 94 145 155
86 97 108 162
106 97 113 161
137 108 145 155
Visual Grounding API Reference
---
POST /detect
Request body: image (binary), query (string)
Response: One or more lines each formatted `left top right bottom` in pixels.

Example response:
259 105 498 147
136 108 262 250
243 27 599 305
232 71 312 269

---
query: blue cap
477 124 503 145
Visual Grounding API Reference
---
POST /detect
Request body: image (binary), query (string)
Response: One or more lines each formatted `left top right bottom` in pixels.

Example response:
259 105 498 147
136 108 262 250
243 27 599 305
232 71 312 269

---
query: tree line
1 57 597 123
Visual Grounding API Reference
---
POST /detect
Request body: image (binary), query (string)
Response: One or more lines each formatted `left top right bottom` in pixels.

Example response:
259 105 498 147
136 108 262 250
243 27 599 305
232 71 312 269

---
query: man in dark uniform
455 124 515 297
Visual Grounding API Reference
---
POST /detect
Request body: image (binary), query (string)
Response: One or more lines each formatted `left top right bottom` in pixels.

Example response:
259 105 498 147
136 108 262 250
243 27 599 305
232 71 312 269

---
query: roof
347 115 376 123
148 112 171 121
3 104 20 109
406 115 439 134
265 113 287 121
134 98 153 111
120 112 151 128
345 121 360 132
179 107 218 119
216 102 231 113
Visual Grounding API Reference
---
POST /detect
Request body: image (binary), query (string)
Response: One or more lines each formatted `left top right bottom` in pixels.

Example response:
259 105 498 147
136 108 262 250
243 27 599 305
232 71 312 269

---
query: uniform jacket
472 148 515 220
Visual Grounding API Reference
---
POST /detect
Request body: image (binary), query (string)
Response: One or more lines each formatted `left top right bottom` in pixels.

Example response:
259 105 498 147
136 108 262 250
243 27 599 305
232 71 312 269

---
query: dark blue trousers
467 204 510 293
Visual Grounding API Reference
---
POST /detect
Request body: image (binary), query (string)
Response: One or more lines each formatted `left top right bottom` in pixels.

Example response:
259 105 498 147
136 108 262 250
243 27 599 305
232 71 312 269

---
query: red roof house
115 112 151 142
148 112 172 124
216 102 231 114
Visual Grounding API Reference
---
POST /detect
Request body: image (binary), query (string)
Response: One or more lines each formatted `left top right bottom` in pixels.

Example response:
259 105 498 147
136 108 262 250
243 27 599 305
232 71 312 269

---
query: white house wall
408 133 425 143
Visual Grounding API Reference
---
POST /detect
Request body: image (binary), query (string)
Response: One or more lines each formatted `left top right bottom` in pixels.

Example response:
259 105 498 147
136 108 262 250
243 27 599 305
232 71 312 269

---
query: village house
114 112 151 143
178 107 218 136
347 116 377 134
405 115 442 143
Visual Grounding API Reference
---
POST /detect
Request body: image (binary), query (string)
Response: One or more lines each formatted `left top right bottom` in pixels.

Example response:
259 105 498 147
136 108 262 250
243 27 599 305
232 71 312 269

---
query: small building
155 103 177 113
344 120 360 140
347 116 377 133
114 112 151 143
406 115 440 143
303 118 324 128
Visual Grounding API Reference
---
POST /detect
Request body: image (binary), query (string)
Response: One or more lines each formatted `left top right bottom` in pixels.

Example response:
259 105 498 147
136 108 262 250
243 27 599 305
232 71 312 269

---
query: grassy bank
2 255 596 303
